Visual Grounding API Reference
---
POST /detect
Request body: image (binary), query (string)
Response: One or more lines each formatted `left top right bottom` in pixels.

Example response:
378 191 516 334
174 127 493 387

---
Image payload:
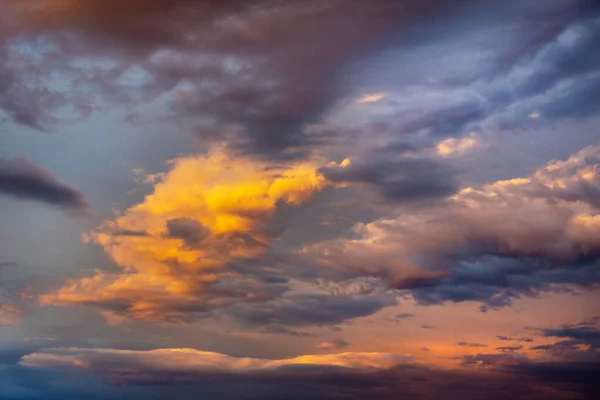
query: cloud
457 342 488 348
305 144 600 308
496 345 523 353
356 93 387 104
226 292 397 327
18 346 599 399
41 148 374 325
1 0 480 157
0 156 89 212
320 156 459 203
462 345 600 395
543 327 600 343
20 347 405 376
496 336 534 342
435 135 479 157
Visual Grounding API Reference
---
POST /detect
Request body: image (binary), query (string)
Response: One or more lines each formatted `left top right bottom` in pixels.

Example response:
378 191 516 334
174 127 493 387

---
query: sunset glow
1 1 599 399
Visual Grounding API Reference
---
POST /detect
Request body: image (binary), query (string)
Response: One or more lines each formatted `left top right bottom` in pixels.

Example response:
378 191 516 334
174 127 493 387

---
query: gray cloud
0 156 89 212
457 342 488 348
320 157 459 203
496 345 523 353
165 218 212 247
227 292 397 327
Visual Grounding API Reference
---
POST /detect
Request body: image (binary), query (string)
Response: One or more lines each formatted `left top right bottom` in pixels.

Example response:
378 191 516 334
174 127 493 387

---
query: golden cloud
40 148 335 322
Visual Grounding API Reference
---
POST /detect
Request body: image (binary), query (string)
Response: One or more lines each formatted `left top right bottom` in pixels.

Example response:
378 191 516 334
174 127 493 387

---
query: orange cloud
40 148 335 322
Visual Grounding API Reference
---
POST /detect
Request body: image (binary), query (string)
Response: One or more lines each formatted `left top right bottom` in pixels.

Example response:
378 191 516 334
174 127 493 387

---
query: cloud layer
19 346 599 399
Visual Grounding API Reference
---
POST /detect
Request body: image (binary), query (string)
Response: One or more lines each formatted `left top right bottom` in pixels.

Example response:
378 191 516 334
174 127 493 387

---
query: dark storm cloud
395 313 415 319
320 157 458 203
0 156 89 212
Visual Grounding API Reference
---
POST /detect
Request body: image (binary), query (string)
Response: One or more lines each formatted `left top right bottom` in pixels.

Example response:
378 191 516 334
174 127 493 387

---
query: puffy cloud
40 149 357 323
0 156 89 212
305 145 600 308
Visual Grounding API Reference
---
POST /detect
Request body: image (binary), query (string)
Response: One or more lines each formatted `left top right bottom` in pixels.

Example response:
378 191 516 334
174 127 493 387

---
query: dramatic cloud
40 149 362 324
1 1 600 398
305 145 600 308
0 156 89 212
0 0 476 156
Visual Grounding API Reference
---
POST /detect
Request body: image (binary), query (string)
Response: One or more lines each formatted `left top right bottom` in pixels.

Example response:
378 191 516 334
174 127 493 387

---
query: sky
1 1 600 399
